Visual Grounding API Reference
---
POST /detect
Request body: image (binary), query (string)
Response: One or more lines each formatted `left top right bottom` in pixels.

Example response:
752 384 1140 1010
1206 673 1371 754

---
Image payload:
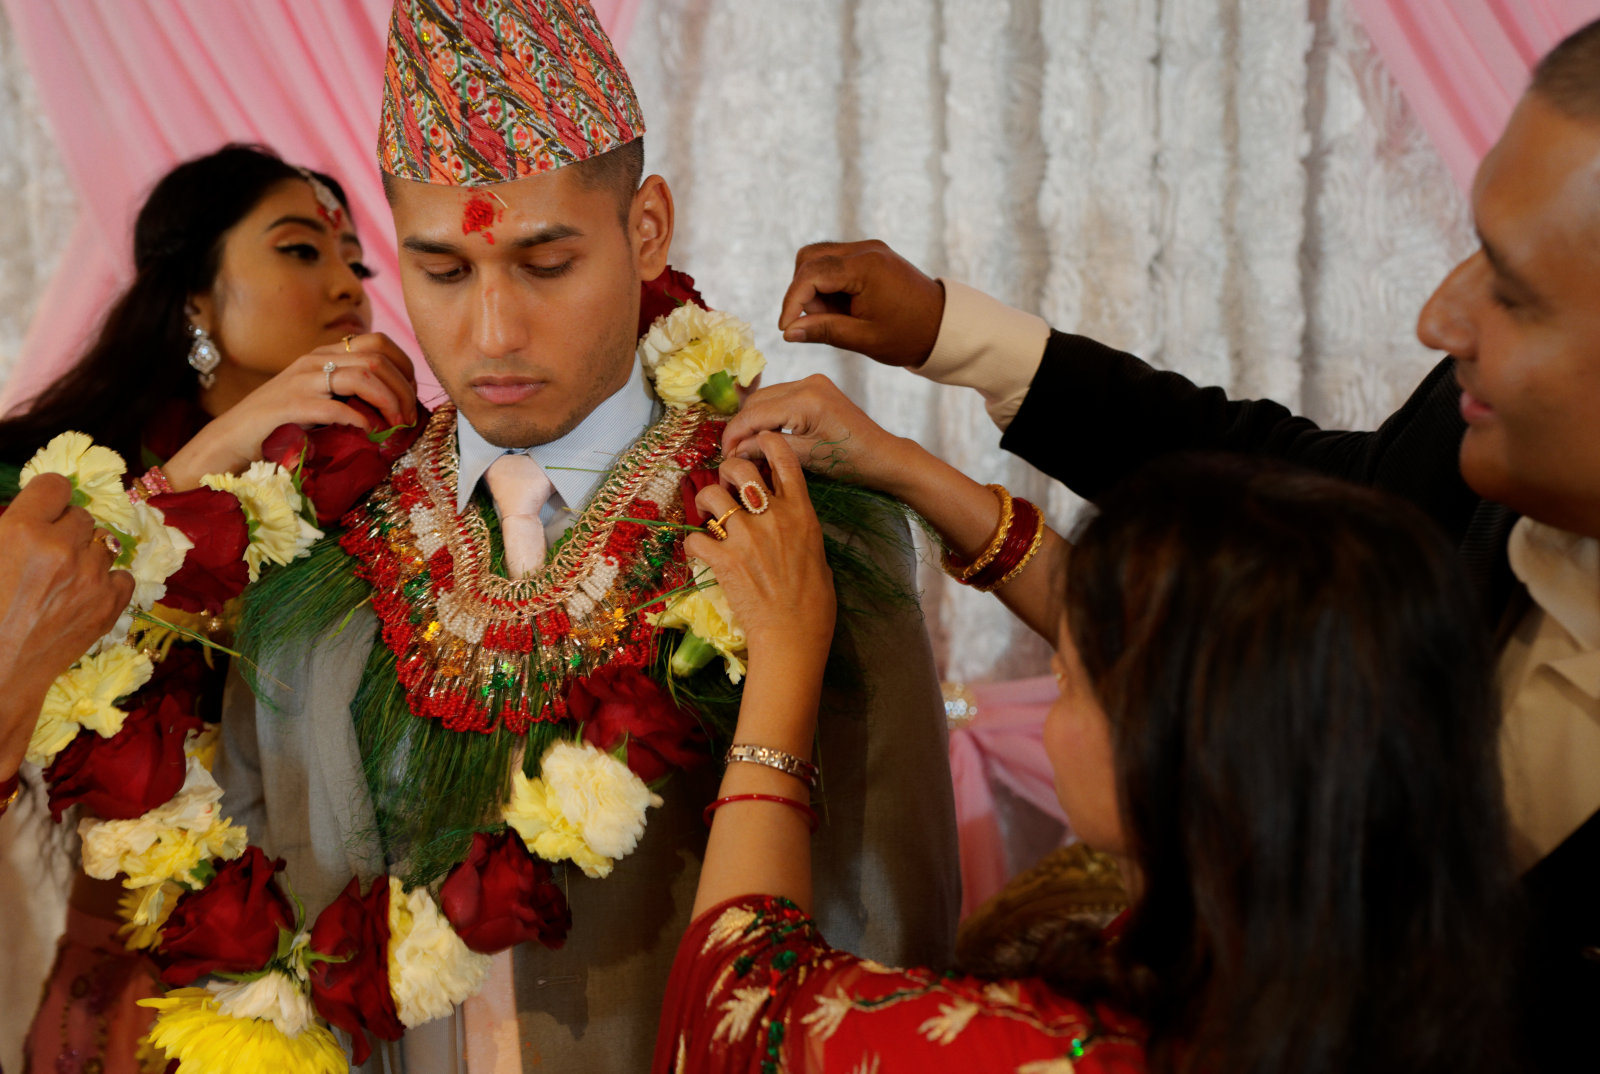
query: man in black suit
757 17 1600 1069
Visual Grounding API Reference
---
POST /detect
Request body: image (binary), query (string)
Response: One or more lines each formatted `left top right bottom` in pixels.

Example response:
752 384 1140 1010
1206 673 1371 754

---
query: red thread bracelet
703 793 819 833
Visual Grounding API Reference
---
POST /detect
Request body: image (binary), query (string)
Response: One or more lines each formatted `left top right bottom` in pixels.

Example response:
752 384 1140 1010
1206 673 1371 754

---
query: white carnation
506 740 663 878
209 970 318 1037
386 879 492 1028
124 498 194 610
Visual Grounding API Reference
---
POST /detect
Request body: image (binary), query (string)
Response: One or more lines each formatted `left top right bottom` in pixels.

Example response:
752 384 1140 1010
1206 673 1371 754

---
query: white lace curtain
625 0 1473 680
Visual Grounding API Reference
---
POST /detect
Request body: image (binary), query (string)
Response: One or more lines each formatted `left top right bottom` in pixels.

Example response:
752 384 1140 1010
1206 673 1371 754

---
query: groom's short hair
1533 18 1600 121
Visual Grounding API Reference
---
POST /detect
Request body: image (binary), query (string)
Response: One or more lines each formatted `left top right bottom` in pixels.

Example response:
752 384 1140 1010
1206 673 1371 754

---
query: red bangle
703 793 819 833
966 498 1041 591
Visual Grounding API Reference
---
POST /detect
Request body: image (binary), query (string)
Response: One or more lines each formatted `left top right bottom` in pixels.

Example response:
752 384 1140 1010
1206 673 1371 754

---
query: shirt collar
455 361 659 514
1508 517 1600 651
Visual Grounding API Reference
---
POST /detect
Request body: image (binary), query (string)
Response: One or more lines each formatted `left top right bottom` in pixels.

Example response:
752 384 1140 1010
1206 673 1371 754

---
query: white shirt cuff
912 279 1050 430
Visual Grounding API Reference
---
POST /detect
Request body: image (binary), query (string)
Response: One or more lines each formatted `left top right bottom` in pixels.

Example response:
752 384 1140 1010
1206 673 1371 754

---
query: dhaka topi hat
379 0 645 185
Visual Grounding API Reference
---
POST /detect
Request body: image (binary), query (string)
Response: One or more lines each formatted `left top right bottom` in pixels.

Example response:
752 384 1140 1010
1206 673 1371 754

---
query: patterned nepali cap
379 0 645 184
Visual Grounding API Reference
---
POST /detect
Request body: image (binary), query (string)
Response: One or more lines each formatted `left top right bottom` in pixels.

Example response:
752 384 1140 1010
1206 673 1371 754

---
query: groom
219 1 958 1070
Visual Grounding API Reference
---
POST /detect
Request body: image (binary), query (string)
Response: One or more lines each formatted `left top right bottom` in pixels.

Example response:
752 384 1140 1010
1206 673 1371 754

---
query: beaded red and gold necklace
340 402 725 735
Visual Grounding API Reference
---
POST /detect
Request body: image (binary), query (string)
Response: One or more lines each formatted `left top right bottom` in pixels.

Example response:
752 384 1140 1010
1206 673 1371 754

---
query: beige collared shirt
913 279 1049 430
1499 518 1600 869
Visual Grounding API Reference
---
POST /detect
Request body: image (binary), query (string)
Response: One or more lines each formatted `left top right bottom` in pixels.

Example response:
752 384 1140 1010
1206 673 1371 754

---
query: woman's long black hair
0 144 353 467
1059 455 1518 1073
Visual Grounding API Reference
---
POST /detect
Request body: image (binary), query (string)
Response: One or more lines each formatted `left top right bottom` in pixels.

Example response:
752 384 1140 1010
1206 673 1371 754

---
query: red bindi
462 192 500 244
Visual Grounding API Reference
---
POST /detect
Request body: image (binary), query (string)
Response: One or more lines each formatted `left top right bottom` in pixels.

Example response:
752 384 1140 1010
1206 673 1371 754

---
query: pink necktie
483 453 555 579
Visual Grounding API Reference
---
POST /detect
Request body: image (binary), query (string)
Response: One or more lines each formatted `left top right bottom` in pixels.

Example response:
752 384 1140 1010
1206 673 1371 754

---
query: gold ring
737 481 770 515
97 532 121 558
706 505 742 541
342 334 355 352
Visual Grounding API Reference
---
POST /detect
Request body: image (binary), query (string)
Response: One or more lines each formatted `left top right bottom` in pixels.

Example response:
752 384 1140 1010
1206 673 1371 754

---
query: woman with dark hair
0 142 416 483
654 380 1519 1073
8 142 417 1074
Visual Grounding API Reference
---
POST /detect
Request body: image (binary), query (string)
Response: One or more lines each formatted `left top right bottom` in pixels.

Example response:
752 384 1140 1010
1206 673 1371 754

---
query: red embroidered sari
655 896 1147 1073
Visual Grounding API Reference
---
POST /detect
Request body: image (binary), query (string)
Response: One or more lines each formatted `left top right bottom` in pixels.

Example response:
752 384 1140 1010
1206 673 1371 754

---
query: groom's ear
630 174 674 282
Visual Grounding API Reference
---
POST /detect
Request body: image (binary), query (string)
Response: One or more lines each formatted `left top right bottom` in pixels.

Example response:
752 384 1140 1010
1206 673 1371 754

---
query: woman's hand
683 432 835 665
722 374 922 496
0 475 133 775
164 332 419 488
687 436 832 917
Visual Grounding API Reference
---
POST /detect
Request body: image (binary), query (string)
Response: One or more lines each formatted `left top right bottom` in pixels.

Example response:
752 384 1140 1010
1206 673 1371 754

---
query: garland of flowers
15 270 820 1072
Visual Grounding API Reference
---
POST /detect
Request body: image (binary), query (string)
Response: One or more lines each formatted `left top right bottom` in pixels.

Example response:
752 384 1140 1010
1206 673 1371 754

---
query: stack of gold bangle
941 484 1045 592
942 484 1012 581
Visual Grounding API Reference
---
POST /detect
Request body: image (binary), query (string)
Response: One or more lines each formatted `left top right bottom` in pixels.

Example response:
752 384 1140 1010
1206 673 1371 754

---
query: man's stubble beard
422 318 638 450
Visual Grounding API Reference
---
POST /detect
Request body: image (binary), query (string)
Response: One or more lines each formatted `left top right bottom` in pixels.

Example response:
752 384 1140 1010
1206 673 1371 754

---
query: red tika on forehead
461 191 501 243
379 0 644 185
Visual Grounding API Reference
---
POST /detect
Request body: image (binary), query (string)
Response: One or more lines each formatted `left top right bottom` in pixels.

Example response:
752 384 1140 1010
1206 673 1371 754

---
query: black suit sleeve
999 330 1481 543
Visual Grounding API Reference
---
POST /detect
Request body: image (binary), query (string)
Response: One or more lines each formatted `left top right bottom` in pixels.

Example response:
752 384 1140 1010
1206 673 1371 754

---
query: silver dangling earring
187 322 220 389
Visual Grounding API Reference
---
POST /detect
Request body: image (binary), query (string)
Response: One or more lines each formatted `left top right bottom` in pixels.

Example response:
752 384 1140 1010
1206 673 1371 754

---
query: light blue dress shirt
454 362 660 545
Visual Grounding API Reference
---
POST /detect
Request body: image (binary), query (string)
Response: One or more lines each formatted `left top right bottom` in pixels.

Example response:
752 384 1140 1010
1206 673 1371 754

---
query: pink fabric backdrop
1348 0 1600 193
0 0 636 414
948 677 1072 917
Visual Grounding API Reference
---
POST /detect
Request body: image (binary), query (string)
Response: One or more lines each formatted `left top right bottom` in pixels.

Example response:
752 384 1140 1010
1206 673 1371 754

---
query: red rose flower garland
15 270 775 1072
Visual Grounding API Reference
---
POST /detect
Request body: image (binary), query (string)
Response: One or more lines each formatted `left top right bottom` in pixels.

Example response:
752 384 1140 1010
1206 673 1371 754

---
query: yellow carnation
140 988 346 1074
20 431 138 534
25 704 78 767
202 461 321 580
649 569 748 683
505 740 662 879
638 303 765 409
121 829 208 889
387 878 491 1028
117 881 183 946
79 759 245 886
26 645 154 765
186 724 222 771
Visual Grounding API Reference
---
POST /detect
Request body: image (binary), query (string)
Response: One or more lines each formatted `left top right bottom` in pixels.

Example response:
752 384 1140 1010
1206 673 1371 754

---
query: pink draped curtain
948 677 1072 917
1348 0 1600 193
0 0 636 414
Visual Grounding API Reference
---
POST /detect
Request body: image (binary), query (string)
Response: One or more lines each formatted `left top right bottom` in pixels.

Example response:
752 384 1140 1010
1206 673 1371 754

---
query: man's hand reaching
779 240 945 367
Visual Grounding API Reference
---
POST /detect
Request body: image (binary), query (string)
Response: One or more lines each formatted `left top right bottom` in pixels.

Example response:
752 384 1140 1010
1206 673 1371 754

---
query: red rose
572 663 707 783
44 694 202 822
262 403 424 526
260 422 311 473
680 468 720 528
138 645 212 716
307 876 404 1064
638 265 707 338
155 845 295 986
147 487 250 615
297 424 390 526
439 829 571 953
